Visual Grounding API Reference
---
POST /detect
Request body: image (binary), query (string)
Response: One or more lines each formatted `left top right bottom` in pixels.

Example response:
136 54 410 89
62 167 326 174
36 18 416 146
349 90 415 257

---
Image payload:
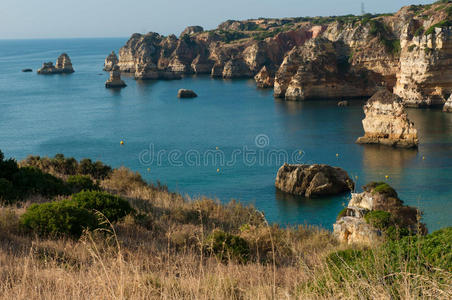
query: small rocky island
37 53 74 74
275 163 354 198
105 65 126 88
356 89 419 148
177 89 197 98
334 182 427 245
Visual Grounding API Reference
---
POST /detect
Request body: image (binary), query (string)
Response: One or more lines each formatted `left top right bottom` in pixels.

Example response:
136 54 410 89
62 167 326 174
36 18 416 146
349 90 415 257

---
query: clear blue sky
0 0 433 39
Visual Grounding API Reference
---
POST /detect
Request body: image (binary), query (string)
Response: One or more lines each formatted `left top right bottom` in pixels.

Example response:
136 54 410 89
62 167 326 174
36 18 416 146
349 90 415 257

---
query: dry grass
0 168 450 299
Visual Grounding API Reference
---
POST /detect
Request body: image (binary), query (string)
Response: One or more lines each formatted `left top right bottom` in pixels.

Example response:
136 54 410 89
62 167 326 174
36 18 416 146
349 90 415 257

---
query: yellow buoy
216 147 219 150
120 140 124 145
385 175 389 179
217 168 220 173
336 153 339 157
147 168 150 172
422 156 425 160
299 150 303 155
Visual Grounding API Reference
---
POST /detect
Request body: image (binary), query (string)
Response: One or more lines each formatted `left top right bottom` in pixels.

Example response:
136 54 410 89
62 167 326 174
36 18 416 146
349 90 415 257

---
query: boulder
105 65 126 88
177 89 197 98
22 69 32 72
254 66 274 88
356 89 419 148
337 100 349 107
104 51 119 71
275 163 354 198
180 26 204 37
443 95 452 112
37 53 74 74
334 182 427 245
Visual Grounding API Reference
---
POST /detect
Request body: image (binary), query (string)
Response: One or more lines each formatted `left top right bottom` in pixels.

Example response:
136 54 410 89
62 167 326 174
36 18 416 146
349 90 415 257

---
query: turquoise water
1 38 451 231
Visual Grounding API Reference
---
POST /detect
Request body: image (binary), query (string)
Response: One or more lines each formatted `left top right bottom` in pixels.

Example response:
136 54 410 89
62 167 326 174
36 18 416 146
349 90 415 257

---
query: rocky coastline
106 2 452 108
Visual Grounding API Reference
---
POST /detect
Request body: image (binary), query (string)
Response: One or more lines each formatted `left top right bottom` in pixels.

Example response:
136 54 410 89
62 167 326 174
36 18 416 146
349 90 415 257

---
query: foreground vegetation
0 151 451 299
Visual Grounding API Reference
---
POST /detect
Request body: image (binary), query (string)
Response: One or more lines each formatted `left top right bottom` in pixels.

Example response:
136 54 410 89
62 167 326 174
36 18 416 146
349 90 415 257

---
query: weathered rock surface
105 65 126 88
104 51 119 71
38 53 74 74
112 2 452 105
443 95 452 112
254 66 274 88
334 182 427 245
177 89 197 98
275 163 354 198
180 26 204 37
356 89 419 148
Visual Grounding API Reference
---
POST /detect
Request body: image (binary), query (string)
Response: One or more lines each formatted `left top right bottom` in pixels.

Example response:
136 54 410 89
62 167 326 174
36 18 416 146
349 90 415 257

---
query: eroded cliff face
444 95 452 112
356 89 419 148
111 2 452 105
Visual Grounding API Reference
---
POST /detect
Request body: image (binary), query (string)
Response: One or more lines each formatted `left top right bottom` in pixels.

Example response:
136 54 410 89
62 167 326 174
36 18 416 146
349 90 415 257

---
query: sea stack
254 66 274 88
105 65 126 88
104 51 119 71
443 95 452 112
37 53 74 74
334 182 426 245
275 163 354 198
356 89 419 148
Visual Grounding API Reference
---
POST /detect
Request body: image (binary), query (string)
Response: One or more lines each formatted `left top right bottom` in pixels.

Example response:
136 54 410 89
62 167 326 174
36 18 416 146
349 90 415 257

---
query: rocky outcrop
444 95 452 112
180 26 204 37
177 89 197 98
356 89 419 148
273 38 378 100
22 69 32 72
337 101 349 107
105 65 126 88
254 66 274 88
275 163 354 198
104 51 119 71
38 53 74 74
334 182 426 245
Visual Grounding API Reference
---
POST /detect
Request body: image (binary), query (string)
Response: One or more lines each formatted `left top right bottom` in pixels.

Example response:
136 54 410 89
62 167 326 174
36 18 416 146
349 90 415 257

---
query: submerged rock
177 89 197 98
105 65 126 88
337 100 349 107
38 53 74 74
334 182 427 245
22 68 32 72
104 51 119 71
443 95 452 112
275 163 354 198
356 89 419 148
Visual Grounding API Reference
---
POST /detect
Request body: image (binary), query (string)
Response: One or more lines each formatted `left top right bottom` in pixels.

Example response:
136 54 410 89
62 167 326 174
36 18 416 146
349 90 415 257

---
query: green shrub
408 44 417 52
12 167 70 198
425 20 452 36
336 207 347 220
0 178 16 203
0 151 19 181
66 175 99 193
206 230 250 264
20 200 98 238
364 210 391 230
414 26 424 37
364 182 398 198
71 190 133 223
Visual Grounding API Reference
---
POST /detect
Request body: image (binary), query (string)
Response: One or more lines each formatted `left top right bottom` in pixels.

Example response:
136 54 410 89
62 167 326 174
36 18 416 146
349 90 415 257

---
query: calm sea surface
0 38 451 231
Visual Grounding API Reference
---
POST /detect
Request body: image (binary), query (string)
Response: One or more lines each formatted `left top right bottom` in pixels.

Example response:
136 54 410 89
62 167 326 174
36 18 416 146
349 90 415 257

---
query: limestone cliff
334 182 426 245
104 51 119 71
444 95 452 112
356 89 419 148
110 2 452 105
105 65 126 88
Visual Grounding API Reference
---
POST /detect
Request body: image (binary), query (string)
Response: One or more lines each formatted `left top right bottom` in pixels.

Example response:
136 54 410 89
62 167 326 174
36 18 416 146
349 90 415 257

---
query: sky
0 0 434 39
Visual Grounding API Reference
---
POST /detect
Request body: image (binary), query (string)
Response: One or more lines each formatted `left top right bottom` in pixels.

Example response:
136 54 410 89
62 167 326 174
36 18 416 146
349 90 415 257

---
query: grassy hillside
0 151 451 299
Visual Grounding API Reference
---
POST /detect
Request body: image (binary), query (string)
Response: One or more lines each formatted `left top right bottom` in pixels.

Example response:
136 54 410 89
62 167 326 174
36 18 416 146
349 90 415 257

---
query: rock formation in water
22 69 32 72
255 66 274 88
337 100 349 107
38 53 74 74
110 2 452 106
177 89 197 98
356 89 419 148
104 51 119 71
275 163 354 198
105 65 126 88
444 95 452 112
334 182 426 245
